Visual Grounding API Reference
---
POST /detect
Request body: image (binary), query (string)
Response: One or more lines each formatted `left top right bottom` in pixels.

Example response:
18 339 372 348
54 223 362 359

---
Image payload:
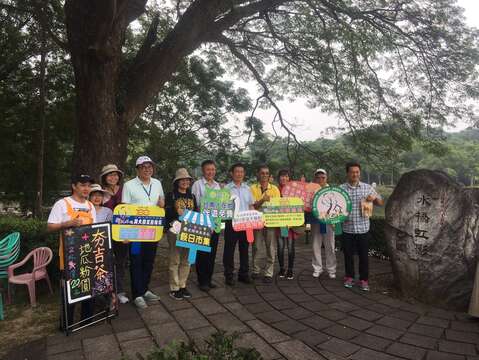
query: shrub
0 216 60 279
335 216 389 259
369 216 389 259
134 331 262 360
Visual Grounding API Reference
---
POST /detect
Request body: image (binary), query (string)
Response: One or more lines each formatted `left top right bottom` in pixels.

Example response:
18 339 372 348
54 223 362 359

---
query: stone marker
385 169 479 309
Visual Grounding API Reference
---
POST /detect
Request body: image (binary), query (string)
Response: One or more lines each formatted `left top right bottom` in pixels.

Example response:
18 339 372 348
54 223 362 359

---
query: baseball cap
136 156 155 167
71 174 94 184
314 168 327 175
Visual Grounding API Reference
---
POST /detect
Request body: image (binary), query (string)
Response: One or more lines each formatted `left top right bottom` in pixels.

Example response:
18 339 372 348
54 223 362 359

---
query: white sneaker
118 292 129 304
143 290 160 302
328 273 336 279
134 296 148 309
313 271 322 278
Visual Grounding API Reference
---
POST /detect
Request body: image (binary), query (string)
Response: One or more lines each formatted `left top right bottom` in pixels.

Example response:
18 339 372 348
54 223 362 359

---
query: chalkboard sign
63 223 114 304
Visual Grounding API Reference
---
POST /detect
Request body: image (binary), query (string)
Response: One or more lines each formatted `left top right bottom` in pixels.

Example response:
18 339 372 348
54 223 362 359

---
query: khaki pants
469 261 479 317
167 232 191 291
311 223 336 275
252 228 276 278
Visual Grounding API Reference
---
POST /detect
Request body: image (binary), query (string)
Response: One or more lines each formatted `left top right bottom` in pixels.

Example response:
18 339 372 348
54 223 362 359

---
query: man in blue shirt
122 156 165 309
223 163 254 286
340 161 383 291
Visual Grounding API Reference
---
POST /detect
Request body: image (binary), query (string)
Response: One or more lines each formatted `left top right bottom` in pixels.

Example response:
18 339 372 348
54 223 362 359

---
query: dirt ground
0 287 59 358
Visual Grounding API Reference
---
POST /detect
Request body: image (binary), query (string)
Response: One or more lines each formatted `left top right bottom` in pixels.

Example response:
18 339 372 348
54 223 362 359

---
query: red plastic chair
8 247 53 307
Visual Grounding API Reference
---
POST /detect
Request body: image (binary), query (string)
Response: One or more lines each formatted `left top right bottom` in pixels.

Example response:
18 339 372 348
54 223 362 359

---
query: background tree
60 0 478 177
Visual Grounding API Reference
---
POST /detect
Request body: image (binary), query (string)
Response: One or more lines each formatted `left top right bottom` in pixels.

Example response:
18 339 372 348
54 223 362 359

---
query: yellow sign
261 197 304 228
112 204 165 242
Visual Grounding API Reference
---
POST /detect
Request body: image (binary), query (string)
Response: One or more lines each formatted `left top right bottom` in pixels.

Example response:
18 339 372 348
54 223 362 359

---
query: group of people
47 156 383 316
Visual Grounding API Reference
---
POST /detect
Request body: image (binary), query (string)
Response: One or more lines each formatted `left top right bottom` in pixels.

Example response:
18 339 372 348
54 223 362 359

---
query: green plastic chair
0 232 20 319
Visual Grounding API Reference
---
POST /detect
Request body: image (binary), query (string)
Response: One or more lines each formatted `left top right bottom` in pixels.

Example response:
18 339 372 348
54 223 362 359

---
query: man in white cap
122 156 165 309
311 169 336 279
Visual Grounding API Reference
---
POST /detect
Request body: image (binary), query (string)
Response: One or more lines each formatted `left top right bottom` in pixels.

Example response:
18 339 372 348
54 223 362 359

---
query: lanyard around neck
141 183 152 200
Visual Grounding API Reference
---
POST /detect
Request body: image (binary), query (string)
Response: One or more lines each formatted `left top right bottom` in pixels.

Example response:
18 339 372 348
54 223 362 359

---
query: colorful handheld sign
176 210 214 264
112 204 165 242
232 210 264 243
312 186 352 224
281 181 320 212
63 223 114 304
200 188 235 233
262 197 305 228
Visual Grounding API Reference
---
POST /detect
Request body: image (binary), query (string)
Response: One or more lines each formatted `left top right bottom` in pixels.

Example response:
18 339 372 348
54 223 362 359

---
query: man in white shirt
122 156 165 309
47 174 97 326
311 169 336 279
191 160 221 292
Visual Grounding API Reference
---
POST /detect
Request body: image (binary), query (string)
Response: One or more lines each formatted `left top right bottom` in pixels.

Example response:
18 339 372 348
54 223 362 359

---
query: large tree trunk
34 26 47 218
65 0 129 179
64 0 286 178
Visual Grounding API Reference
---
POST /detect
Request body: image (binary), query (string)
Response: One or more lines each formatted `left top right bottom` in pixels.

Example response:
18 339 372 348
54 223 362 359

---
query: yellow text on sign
262 197 305 227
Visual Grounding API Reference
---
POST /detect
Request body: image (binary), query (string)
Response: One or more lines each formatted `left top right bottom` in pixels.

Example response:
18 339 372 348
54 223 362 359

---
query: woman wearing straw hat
100 164 129 305
165 168 197 300
100 164 124 210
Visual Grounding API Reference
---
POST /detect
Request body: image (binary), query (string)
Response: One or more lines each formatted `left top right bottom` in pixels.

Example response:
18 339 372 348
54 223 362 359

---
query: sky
234 0 479 142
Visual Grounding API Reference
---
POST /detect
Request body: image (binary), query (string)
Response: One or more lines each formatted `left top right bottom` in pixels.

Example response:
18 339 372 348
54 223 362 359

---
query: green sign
200 188 234 233
312 186 352 224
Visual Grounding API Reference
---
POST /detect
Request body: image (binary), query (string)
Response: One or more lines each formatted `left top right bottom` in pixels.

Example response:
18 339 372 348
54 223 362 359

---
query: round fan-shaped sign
312 186 352 224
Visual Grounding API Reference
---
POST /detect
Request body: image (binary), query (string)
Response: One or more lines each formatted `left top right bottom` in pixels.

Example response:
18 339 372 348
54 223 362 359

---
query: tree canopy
0 0 478 212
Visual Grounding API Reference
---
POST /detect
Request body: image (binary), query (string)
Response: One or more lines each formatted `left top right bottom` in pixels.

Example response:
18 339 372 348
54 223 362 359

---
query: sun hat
314 168 327 175
89 184 108 195
173 168 193 184
136 156 155 167
100 164 124 179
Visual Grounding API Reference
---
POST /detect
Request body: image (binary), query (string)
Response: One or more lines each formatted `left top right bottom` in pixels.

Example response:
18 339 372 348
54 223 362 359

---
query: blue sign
176 210 214 264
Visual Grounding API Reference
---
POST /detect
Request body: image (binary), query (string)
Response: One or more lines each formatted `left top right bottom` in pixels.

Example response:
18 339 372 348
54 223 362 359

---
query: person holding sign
47 174 97 325
122 156 165 309
100 164 129 304
224 163 254 286
277 169 298 280
165 168 197 300
251 165 280 283
191 159 221 292
311 169 337 279
340 161 383 291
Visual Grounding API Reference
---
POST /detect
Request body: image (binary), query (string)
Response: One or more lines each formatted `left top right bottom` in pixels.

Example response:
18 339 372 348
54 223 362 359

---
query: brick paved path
9 239 479 360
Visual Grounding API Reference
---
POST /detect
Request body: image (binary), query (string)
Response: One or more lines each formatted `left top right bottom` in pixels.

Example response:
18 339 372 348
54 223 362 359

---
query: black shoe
251 273 260 280
225 277 235 286
238 276 252 284
208 282 217 289
286 270 294 280
180 288 192 298
199 284 210 292
278 269 286 278
263 276 273 284
169 290 183 301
